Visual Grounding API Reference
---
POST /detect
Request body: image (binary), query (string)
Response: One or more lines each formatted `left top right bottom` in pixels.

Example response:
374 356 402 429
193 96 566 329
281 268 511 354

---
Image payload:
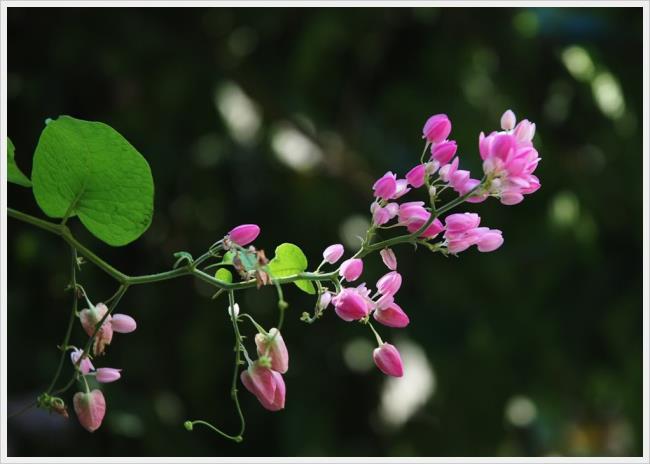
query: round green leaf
6 137 32 187
31 116 154 246
267 243 315 294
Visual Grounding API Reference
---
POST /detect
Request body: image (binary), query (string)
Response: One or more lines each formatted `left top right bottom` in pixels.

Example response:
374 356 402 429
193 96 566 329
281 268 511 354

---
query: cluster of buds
71 301 137 432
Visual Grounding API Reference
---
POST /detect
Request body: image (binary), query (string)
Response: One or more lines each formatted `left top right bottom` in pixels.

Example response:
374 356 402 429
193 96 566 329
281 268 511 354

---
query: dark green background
6 7 644 457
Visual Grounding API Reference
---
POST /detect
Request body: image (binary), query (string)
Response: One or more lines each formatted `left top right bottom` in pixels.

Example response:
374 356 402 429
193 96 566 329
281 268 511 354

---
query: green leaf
31 116 154 246
6 137 32 187
267 243 315 294
215 268 233 283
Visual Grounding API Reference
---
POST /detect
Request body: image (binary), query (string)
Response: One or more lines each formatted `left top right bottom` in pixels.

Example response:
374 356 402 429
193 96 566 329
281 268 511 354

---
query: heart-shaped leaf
31 116 154 246
267 243 315 294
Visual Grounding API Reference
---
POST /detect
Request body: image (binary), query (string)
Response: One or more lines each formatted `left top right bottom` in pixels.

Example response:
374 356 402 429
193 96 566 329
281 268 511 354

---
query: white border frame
1 1 648 463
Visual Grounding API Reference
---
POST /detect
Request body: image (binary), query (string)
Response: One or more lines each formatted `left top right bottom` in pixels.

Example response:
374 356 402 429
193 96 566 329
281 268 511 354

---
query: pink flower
96 368 122 383
391 179 411 199
240 362 285 411
70 348 94 375
500 109 516 131
79 303 114 356
478 112 541 205
339 258 363 282
376 271 402 297
332 288 370 321
372 172 397 200
110 314 137 333
322 244 344 264
406 211 444 239
73 389 106 432
380 248 397 270
430 140 457 165
373 303 410 328
255 328 289 374
228 224 260 246
406 164 426 188
318 291 332 310
444 213 504 254
372 205 391 226
373 343 404 377
422 114 452 144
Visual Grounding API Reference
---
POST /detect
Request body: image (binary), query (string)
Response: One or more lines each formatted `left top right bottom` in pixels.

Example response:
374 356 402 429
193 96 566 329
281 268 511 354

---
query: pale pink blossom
391 179 411 199
444 213 504 254
373 343 404 377
500 109 516 131
339 258 363 282
240 362 286 411
79 303 113 356
228 224 260 246
318 291 332 310
73 389 106 432
110 314 137 333
96 368 122 383
380 248 397 270
322 244 344 264
376 271 402 297
373 303 410 328
70 348 94 375
255 328 289 374
422 114 451 144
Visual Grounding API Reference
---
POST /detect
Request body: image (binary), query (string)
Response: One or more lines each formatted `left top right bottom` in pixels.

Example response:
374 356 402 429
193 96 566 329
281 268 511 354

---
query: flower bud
73 389 106 432
318 291 332 310
380 248 397 271
95 368 122 383
184 421 194 431
372 172 397 200
476 230 504 252
339 258 363 282
422 114 451 144
430 140 457 165
322 244 344 264
70 348 94 375
332 289 370 321
373 303 410 328
110 314 137 333
228 302 240 318
228 224 261 246
405 164 426 188
376 271 402 296
500 109 516 131
255 328 289 374
240 362 286 411
373 343 404 377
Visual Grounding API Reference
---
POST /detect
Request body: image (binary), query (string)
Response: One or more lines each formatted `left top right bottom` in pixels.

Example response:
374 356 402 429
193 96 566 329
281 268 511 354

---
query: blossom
443 213 504 254
479 111 541 205
380 248 397 270
397 202 444 238
332 287 371 321
111 314 137 333
405 164 426 188
79 303 114 355
70 348 94 375
228 224 261 246
373 343 404 377
317 291 332 310
372 172 397 200
240 362 286 411
255 328 289 374
339 258 363 282
376 271 402 297
73 389 106 432
430 140 457 165
422 114 452 144
322 244 344 264
96 368 122 383
373 303 410 328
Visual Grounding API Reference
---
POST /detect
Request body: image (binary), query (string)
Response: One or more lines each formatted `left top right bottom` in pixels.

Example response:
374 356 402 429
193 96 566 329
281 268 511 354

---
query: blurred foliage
6 6 643 457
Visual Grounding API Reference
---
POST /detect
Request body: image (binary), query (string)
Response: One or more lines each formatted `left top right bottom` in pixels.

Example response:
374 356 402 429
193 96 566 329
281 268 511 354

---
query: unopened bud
184 421 193 431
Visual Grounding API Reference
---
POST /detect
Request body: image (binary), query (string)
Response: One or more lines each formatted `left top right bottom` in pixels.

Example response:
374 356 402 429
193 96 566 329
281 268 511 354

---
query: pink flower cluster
479 110 541 205
318 244 407 377
72 302 137 432
241 328 289 411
